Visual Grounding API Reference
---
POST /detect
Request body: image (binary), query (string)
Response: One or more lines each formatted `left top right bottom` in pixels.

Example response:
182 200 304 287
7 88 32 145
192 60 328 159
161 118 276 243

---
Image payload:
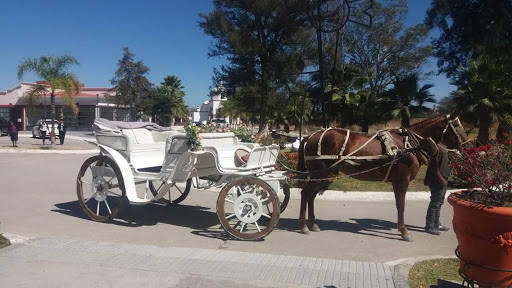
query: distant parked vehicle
32 119 60 138
210 118 228 128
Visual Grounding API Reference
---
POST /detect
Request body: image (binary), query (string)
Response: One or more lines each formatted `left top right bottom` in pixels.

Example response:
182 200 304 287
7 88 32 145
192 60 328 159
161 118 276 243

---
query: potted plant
448 136 512 287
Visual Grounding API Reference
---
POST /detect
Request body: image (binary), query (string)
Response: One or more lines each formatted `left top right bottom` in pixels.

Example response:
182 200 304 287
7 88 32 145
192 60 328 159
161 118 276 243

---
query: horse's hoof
401 234 413 242
300 228 310 235
311 225 321 232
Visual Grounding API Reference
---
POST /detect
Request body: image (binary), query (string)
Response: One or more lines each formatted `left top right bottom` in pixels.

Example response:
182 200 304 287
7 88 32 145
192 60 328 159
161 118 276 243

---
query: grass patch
409 258 462 288
327 165 428 191
0 233 10 249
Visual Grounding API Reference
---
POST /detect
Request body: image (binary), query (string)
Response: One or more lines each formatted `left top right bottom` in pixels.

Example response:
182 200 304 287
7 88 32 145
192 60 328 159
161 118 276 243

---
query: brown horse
297 112 469 241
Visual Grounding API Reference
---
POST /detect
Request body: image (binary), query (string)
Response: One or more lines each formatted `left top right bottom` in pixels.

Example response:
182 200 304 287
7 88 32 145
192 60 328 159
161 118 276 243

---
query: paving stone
0 238 400 287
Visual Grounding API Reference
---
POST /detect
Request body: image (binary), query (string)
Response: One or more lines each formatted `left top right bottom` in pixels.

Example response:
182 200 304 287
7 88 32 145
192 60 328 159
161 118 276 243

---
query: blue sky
0 0 453 108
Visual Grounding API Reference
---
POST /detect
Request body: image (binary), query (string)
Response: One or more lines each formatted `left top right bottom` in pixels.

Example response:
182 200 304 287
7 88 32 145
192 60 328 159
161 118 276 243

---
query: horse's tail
297 136 308 174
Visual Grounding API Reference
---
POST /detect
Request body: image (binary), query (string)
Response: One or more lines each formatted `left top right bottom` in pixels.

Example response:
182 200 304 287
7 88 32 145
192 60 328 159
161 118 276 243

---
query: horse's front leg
308 187 321 232
299 185 310 234
393 180 413 242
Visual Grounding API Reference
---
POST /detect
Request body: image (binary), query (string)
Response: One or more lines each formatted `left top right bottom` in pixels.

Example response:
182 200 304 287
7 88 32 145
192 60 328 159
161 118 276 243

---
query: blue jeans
426 184 447 230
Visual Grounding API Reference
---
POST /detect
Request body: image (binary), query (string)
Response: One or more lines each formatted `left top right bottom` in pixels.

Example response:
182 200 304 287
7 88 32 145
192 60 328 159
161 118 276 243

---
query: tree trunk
50 93 56 146
170 115 175 127
477 109 491 145
401 110 410 127
496 122 511 141
362 119 369 133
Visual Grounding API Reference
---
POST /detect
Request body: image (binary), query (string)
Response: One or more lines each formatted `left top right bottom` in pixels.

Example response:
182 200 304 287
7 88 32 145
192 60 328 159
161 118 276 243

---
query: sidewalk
0 131 98 154
0 237 402 288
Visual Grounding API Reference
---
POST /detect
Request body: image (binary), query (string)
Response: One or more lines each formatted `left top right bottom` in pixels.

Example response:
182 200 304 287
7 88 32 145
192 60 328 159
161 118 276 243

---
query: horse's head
439 110 471 149
408 109 471 149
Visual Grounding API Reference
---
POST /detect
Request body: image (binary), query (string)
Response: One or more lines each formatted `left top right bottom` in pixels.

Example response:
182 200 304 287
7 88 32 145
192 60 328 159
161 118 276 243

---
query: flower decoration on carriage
184 123 202 151
185 122 233 151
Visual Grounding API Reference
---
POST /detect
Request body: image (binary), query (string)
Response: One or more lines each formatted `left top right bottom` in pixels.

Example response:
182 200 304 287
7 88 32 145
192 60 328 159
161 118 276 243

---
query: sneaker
425 228 441 235
437 225 450 232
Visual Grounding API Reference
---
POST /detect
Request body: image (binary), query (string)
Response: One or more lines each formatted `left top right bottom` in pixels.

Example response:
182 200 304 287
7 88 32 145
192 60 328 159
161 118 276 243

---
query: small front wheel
217 177 280 240
148 178 192 205
76 155 126 222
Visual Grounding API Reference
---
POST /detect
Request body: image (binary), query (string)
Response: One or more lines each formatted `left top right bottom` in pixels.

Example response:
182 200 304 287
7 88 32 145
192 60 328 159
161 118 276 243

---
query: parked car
0 117 9 135
210 118 229 128
32 119 60 138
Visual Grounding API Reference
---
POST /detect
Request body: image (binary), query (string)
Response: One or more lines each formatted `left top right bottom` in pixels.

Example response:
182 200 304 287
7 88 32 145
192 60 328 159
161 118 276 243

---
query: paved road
0 153 458 287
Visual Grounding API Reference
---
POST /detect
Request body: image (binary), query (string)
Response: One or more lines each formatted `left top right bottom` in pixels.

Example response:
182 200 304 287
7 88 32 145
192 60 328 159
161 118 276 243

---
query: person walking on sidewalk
424 143 451 235
57 119 66 145
39 119 49 145
8 122 18 147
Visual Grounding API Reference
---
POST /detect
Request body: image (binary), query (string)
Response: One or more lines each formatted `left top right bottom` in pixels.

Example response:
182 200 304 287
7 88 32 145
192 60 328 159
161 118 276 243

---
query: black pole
44 93 47 119
299 92 306 142
316 1 326 128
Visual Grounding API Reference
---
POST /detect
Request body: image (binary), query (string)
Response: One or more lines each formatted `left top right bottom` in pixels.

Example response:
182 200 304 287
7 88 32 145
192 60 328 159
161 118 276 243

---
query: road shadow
53 200 237 240
53 201 424 242
277 217 425 241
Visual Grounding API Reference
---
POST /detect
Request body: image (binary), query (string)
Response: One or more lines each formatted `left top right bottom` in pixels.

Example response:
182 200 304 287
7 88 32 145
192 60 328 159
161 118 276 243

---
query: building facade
0 82 130 131
189 81 230 124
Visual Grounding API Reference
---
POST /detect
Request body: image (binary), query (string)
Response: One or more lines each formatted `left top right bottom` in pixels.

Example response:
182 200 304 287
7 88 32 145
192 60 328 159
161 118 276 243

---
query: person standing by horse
8 121 18 147
424 143 451 235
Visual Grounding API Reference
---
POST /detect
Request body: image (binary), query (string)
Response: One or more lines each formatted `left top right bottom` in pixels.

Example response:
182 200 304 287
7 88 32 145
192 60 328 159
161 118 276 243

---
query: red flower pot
448 192 512 287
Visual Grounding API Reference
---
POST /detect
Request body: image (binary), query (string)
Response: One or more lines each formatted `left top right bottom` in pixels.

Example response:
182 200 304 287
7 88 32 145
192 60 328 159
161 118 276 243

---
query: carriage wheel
76 155 126 222
148 178 192 205
280 182 290 213
217 177 280 240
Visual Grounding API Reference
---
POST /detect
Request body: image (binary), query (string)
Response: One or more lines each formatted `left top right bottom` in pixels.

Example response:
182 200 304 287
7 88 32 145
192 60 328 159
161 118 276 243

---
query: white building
189 82 229 124
0 81 129 131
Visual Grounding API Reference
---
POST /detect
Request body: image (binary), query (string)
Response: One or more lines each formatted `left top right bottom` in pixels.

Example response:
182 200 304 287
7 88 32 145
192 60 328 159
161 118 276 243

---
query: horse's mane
407 114 446 128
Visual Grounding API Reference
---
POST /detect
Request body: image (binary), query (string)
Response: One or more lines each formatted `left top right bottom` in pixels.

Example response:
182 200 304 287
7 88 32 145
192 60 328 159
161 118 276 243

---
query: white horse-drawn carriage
77 119 290 240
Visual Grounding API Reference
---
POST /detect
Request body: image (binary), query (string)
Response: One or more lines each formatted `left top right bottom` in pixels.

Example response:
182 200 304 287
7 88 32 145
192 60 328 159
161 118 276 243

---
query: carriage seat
121 128 185 169
198 132 252 168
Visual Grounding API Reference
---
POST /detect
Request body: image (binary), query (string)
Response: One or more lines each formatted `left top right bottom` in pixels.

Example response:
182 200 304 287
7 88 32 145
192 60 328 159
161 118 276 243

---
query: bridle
440 115 471 148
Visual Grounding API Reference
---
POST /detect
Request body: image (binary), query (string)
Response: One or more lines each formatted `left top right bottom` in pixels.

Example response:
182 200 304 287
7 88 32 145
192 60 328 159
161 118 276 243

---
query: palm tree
451 55 512 144
383 73 436 127
18 55 81 146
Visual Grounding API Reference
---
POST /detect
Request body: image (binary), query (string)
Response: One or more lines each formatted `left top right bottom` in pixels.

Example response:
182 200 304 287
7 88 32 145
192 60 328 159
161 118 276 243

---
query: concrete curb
1 232 34 245
385 255 458 288
284 188 460 202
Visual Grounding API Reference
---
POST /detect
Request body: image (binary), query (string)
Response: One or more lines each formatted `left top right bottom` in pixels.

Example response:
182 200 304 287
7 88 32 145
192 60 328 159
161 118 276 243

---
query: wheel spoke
96 201 100 216
266 204 271 215
84 197 92 204
109 183 120 189
254 221 261 232
80 179 92 186
240 223 246 232
104 199 112 214
224 199 235 204
233 220 241 230
175 185 184 195
226 213 236 220
107 190 121 197
261 213 271 219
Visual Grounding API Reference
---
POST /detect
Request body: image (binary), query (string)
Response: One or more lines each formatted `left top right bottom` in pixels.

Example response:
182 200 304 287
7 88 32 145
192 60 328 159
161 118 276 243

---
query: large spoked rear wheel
148 178 192 205
77 155 126 222
217 177 280 240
